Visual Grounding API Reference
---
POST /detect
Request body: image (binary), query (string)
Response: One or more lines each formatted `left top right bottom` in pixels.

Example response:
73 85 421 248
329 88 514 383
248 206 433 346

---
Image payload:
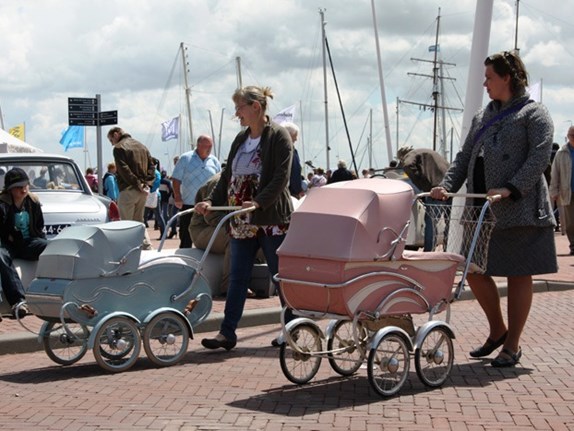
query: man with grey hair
328 159 354 184
172 135 221 248
282 122 304 198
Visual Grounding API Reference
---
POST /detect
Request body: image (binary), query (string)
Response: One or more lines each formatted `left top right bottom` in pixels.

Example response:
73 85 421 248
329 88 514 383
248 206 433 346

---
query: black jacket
208 118 294 226
0 192 46 250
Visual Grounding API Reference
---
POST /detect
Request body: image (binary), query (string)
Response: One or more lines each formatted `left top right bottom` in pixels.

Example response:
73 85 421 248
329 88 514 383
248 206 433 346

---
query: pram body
275 179 492 396
21 220 212 372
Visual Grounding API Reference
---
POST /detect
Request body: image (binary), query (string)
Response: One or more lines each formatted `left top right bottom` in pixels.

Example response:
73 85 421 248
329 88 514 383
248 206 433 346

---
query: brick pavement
0 228 573 429
0 289 573 430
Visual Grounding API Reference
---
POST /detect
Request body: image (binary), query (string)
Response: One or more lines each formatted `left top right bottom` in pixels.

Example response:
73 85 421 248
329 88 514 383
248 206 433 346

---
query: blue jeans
220 233 294 341
0 238 48 305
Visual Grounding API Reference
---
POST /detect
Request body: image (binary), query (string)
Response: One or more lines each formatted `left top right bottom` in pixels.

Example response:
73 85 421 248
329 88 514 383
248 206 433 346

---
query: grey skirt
485 226 557 277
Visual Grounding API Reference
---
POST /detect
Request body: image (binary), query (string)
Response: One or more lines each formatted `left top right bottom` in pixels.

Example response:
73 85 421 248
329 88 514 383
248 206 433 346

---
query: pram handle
417 192 502 203
169 206 257 303
158 206 246 251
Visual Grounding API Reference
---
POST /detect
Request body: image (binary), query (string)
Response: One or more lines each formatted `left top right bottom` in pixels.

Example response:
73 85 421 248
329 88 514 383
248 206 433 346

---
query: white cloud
0 0 573 172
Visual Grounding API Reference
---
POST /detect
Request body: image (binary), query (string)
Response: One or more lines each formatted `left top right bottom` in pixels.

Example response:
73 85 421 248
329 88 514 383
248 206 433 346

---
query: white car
0 153 120 238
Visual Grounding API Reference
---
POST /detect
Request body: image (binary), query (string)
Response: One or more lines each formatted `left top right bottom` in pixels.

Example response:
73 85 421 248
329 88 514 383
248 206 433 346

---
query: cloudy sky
1 0 572 174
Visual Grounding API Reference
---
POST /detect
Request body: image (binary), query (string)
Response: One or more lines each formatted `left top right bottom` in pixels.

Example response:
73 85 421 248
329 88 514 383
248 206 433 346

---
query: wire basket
422 200 496 274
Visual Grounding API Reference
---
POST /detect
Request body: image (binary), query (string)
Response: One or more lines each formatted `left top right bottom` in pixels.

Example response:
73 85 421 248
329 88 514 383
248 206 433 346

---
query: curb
1 281 572 357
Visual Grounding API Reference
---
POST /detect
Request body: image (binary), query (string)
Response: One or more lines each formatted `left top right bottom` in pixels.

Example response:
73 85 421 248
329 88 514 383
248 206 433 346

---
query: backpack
102 172 112 196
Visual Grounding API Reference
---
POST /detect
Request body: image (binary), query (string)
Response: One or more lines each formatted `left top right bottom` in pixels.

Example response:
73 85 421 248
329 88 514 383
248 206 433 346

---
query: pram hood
35 220 144 279
277 178 414 262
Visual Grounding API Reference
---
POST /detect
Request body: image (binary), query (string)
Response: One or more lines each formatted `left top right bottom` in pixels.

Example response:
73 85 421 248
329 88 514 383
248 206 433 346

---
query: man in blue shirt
172 135 221 248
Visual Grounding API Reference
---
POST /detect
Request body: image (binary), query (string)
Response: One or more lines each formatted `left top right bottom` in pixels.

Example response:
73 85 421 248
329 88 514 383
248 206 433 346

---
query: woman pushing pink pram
274 178 496 396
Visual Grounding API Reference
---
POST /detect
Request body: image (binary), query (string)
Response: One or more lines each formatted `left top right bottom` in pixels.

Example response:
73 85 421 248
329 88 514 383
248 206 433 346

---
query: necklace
245 136 261 152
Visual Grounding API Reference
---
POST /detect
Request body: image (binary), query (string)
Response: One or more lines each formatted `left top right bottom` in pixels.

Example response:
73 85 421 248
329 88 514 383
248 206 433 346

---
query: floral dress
228 137 289 239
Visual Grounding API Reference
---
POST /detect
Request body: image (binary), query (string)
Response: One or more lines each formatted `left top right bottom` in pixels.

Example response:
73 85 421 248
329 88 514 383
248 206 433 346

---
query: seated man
189 173 230 296
0 168 49 319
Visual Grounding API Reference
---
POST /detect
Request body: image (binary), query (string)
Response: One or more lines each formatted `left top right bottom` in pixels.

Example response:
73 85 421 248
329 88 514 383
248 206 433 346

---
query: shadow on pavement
228 362 532 414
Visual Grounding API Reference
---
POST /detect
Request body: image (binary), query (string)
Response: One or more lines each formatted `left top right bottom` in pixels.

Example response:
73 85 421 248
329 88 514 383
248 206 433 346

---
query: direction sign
68 97 97 109
68 97 98 125
68 111 98 126
99 110 118 126
69 104 100 113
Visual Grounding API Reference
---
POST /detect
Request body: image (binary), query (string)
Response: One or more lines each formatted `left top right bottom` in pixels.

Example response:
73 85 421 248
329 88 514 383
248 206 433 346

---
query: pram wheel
42 321 89 366
414 325 454 388
368 332 410 397
327 320 367 376
143 312 190 367
279 322 322 385
93 317 141 372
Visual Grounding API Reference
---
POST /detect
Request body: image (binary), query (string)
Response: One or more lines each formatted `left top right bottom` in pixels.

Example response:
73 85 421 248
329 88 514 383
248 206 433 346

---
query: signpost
67 95 118 193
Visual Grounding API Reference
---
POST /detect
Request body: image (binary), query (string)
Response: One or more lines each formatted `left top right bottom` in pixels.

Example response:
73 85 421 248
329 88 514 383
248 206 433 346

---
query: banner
527 80 542 103
59 125 85 151
161 116 179 142
272 105 296 125
9 123 25 140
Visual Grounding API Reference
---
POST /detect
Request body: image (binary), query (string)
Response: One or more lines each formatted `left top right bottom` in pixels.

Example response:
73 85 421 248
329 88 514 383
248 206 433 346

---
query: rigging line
400 107 429 149
143 47 182 150
519 2 574 59
353 113 370 171
520 1 574 30
188 58 237 89
324 35 357 177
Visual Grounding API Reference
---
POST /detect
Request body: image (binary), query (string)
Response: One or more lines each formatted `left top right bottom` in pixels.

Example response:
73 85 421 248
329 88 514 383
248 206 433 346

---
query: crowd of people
2 50 569 372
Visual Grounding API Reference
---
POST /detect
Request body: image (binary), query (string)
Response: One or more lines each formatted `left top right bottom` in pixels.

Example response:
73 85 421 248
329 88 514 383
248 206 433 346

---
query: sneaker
11 303 28 319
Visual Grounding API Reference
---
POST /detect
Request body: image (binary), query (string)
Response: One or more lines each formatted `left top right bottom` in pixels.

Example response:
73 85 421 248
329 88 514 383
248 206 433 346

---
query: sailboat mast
320 8 330 171
180 42 194 149
236 57 243 89
514 0 520 51
0 101 4 130
370 0 394 165
431 9 441 152
369 108 373 169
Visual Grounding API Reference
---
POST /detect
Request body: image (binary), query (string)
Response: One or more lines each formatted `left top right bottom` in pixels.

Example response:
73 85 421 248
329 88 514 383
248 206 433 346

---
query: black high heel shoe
469 332 507 358
201 335 236 351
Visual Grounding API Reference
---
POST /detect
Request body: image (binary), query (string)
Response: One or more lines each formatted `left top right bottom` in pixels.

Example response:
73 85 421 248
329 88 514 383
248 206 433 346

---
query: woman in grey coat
431 51 557 368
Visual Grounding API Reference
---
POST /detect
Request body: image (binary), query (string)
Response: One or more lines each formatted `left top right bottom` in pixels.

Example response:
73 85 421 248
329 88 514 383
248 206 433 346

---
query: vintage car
0 153 120 238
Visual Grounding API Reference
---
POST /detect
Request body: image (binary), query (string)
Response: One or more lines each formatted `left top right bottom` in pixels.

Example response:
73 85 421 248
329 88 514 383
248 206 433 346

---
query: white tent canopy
0 128 42 153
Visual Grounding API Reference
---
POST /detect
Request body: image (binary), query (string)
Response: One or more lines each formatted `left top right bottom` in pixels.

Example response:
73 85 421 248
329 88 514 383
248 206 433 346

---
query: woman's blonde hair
232 86 274 113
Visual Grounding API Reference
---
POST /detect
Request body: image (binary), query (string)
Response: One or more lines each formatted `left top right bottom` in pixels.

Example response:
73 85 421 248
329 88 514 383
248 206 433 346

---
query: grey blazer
441 92 555 230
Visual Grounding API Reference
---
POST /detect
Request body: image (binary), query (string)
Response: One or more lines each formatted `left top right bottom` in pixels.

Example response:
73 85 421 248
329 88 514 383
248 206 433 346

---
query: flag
272 105 296 125
59 125 85 151
428 44 440 52
527 79 542 103
161 116 179 142
9 123 25 140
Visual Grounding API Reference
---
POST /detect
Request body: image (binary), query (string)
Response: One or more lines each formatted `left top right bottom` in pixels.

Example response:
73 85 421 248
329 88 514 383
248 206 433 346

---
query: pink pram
275 178 495 397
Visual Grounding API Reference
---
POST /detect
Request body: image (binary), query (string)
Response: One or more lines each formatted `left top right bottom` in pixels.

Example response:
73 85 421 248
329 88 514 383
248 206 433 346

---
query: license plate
44 224 71 236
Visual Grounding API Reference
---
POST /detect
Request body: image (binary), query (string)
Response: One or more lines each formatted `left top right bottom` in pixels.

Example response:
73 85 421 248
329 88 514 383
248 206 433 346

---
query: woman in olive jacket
196 85 294 351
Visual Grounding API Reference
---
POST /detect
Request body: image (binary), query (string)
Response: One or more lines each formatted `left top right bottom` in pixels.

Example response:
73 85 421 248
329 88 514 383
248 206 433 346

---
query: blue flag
59 126 85 151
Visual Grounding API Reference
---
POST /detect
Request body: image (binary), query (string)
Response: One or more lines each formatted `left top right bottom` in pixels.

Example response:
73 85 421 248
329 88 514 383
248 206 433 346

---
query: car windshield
0 161 84 191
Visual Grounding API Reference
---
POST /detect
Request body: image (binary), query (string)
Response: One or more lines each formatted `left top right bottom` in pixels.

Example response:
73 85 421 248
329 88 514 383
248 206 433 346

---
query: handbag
145 190 158 209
